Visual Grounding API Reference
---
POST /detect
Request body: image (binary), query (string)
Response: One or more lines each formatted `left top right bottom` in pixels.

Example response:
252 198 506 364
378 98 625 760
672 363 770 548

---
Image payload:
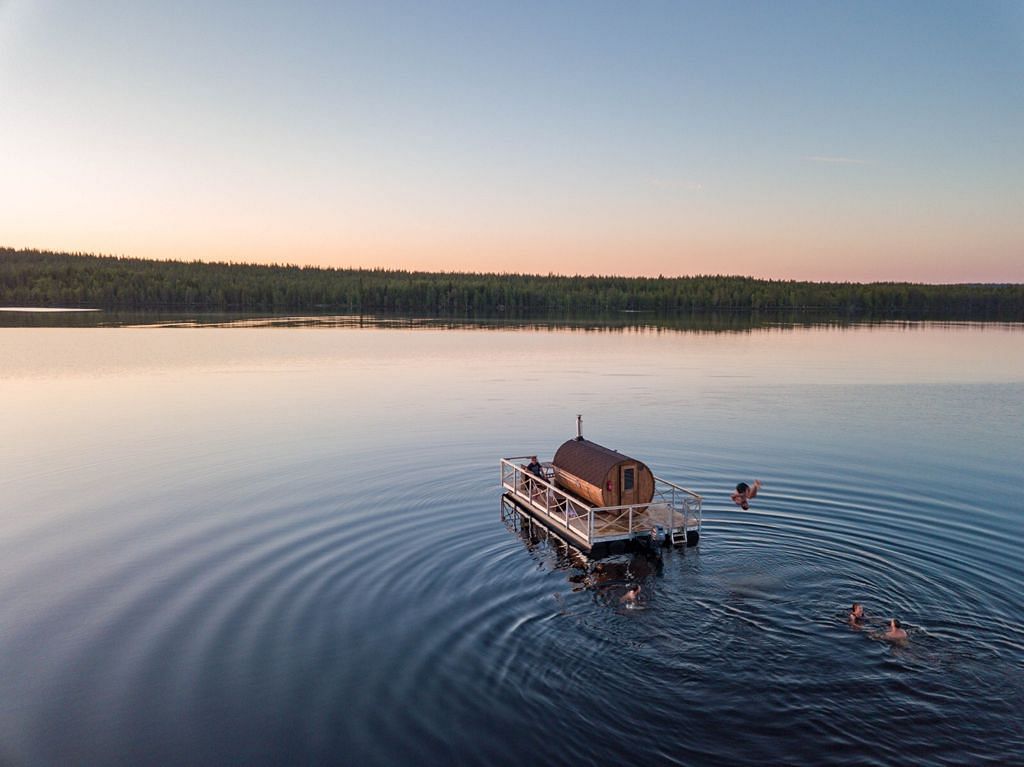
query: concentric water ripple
1 326 1021 765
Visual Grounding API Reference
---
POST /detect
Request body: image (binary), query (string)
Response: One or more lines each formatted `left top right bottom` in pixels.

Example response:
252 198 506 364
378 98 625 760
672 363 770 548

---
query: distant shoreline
2 247 1022 321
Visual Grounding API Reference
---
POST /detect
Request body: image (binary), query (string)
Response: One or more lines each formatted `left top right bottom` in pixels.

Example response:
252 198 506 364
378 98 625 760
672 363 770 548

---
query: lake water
1 319 1021 766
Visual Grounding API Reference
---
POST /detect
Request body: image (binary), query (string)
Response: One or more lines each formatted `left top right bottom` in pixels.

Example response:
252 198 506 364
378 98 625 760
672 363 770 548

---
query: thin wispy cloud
804 155 868 165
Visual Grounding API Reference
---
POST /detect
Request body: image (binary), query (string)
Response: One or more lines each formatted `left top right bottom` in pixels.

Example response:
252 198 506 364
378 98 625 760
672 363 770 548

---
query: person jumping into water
731 480 762 510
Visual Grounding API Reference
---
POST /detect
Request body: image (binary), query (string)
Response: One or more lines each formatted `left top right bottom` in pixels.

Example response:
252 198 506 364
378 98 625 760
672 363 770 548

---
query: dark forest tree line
1 248 1022 319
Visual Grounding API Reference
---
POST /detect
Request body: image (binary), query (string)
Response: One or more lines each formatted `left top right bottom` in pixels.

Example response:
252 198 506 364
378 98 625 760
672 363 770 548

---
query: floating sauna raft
500 435 702 555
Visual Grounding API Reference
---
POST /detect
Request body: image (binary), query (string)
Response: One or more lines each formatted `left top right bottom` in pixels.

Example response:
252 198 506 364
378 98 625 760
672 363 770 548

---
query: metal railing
500 457 702 547
652 475 703 539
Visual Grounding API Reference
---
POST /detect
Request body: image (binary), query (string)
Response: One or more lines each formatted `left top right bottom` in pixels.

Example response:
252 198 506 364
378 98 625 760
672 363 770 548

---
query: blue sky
2 0 1022 280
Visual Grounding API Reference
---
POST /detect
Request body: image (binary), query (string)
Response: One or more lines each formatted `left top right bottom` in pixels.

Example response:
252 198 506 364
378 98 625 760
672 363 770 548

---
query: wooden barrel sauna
552 438 655 508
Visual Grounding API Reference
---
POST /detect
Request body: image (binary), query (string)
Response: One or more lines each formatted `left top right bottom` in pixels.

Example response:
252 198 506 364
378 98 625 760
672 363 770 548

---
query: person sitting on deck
526 456 543 479
731 480 762 510
525 456 546 502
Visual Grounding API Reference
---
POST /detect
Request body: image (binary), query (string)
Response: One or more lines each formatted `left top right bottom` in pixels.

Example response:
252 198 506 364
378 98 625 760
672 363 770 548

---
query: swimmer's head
892 619 902 629
736 482 749 494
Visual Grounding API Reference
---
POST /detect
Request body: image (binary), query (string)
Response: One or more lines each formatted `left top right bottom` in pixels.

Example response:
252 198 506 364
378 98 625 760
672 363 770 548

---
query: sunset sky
2 0 1022 281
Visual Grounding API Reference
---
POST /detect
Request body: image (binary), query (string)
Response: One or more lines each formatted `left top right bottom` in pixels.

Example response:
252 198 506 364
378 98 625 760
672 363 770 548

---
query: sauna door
619 464 638 506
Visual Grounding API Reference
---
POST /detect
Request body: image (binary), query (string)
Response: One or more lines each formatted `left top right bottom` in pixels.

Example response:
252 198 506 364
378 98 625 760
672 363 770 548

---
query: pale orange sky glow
2 1 1022 282
12 208 1017 283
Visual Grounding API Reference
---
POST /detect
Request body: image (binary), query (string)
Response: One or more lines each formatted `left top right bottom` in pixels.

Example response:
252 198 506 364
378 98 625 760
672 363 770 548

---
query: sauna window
624 468 635 490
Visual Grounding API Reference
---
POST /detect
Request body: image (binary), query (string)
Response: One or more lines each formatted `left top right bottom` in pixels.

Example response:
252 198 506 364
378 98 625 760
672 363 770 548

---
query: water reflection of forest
5 309 1022 333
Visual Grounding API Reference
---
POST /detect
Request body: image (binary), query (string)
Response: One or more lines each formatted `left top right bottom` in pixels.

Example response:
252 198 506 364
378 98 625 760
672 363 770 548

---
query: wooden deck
585 503 698 538
501 459 702 554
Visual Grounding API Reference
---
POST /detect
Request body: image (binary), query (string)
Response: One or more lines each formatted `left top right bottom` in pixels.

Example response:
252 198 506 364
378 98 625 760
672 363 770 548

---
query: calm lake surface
1 319 1022 766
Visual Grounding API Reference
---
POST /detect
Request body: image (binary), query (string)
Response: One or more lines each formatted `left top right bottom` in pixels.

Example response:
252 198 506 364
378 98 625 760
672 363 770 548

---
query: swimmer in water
620 584 641 605
884 618 908 642
849 602 865 624
731 479 762 510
